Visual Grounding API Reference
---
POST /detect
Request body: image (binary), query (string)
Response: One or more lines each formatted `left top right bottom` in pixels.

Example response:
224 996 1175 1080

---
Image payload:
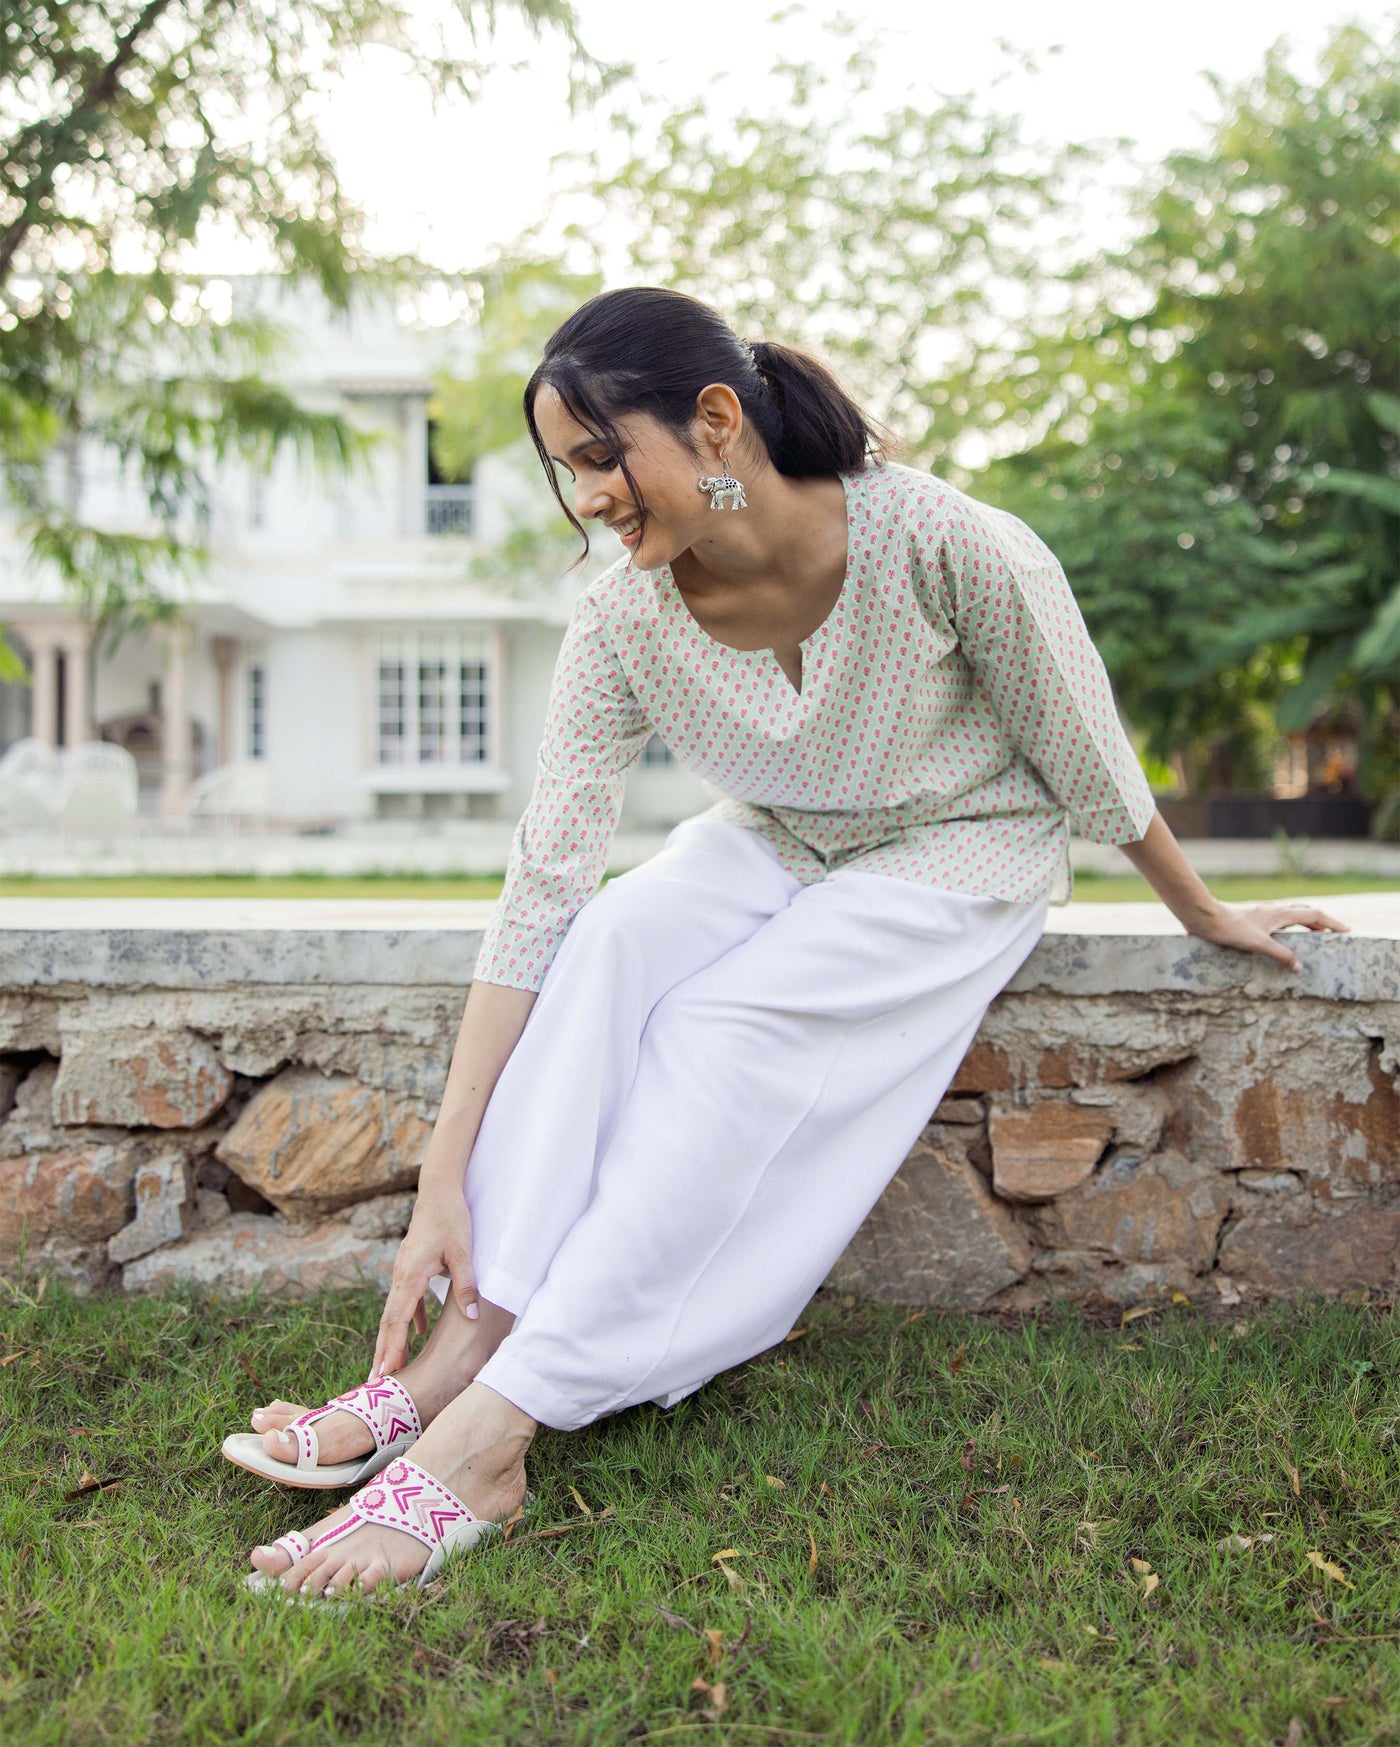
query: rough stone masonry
0 896 1396 1311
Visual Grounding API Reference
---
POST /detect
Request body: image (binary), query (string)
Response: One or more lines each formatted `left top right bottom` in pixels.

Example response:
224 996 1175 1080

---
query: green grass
0 872 1395 903
1 1284 1396 1744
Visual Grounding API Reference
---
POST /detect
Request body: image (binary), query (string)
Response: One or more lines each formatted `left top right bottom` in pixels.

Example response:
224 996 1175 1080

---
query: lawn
0 872 1396 903
0 1282 1395 1744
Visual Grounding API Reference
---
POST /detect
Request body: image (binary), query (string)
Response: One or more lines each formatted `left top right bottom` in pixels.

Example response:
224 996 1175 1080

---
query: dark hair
523 286 890 558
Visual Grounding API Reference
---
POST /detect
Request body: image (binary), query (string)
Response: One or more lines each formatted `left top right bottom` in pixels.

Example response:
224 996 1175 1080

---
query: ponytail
524 286 890 558
747 339 882 477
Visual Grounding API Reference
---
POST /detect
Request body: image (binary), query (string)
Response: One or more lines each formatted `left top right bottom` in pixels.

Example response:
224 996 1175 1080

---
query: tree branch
0 0 180 288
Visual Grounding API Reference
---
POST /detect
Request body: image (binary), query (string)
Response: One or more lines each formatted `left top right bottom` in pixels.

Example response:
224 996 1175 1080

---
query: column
20 624 60 747
61 622 90 749
211 634 237 766
159 618 193 818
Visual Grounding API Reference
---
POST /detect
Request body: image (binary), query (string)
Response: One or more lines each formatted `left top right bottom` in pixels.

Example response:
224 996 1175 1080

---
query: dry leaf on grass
807 1527 818 1574
691 1676 728 1714
63 1471 124 1501
1216 1533 1275 1552
567 1485 592 1520
1142 1573 1160 1597
1307 1551 1354 1589
765 1475 786 1489
1120 1306 1158 1327
784 1326 809 1342
948 1340 966 1376
900 1310 927 1327
704 1627 726 1665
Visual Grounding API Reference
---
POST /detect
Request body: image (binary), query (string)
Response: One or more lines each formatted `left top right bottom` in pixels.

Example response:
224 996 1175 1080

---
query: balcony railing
424 484 476 537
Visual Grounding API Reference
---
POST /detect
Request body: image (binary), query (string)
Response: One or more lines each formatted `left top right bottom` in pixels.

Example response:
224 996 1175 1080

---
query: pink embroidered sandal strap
287 1375 421 1471
348 1459 477 1555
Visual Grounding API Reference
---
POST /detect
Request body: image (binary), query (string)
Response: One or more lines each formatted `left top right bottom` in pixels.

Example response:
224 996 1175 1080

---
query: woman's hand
369 1172 480 1383
1185 898 1351 970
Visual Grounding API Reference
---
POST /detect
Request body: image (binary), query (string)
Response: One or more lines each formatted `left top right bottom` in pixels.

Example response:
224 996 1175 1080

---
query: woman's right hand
369 1172 480 1382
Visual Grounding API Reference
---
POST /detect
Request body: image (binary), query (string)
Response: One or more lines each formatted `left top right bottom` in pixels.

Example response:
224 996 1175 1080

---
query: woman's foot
249 1294 515 1471
248 1381 536 1593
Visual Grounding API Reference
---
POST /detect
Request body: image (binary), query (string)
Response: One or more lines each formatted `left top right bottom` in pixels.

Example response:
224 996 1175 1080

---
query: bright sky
303 0 1398 273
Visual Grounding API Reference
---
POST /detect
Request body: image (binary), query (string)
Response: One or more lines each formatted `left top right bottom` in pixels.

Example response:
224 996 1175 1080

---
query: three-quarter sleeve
936 491 1157 847
473 590 654 992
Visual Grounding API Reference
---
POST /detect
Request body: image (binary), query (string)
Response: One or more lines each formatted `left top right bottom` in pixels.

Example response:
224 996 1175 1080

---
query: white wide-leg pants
450 817 1048 1432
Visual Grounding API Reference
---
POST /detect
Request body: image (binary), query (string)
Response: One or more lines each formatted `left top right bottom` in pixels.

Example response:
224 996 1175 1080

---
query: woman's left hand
1186 899 1351 970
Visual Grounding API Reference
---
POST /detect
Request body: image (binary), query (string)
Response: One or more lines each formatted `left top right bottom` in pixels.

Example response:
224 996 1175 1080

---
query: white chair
0 736 61 826
55 741 140 827
189 757 271 824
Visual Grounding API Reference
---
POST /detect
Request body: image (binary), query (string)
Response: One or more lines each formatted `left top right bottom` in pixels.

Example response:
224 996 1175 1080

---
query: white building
0 276 706 832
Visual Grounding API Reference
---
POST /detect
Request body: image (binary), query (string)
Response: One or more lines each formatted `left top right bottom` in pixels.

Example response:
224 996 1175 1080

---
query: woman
224 287 1348 1600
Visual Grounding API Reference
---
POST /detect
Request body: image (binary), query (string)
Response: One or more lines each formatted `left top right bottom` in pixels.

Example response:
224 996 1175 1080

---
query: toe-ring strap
287 1375 422 1472
347 1459 476 1555
275 1530 311 1561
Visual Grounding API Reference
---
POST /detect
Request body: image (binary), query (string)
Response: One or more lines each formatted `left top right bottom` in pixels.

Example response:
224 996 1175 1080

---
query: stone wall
1 897 1396 1310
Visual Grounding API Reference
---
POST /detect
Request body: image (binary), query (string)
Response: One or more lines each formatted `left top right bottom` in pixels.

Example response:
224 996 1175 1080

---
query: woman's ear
692 383 744 460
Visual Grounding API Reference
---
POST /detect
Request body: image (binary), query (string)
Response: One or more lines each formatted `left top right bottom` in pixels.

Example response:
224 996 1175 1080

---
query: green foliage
583 26 1094 479
0 0 595 660
981 22 1398 814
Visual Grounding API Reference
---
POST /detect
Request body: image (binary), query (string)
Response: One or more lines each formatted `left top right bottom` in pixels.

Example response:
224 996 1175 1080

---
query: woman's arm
1116 808 1351 970
369 977 536 1380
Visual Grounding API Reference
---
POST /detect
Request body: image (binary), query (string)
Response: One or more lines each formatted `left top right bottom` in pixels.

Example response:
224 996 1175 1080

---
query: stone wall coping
1 890 1396 1002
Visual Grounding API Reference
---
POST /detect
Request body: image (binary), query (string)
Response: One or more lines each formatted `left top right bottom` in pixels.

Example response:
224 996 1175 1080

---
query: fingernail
466 1303 480 1320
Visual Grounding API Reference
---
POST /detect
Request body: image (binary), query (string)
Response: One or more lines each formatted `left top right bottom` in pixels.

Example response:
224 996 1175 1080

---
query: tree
0 0 594 665
581 27 1097 478
979 22 1398 817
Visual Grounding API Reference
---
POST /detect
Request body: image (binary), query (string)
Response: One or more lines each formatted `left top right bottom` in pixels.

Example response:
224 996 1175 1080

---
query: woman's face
532 384 733 572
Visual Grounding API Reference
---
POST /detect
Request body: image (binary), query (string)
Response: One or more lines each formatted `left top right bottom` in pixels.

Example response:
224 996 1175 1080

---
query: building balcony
424 484 475 538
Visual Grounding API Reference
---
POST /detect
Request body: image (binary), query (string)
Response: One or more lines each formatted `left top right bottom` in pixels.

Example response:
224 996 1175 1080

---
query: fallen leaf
63 1471 124 1501
819 1481 834 1497
543 1668 558 1685
1307 1551 1354 1589
0 1352 28 1367
1320 1697 1351 1709
900 1310 927 1327
692 1677 727 1714
1170 1289 1191 1306
960 1440 978 1473
1117 1342 1144 1352
654 1608 697 1633
1120 1306 1157 1327
703 1627 725 1666
948 1340 965 1375
567 1485 593 1520
1286 1463 1301 1498
807 1527 818 1574
784 1326 809 1342
711 1548 745 1563
66 1428 94 1438
1130 1558 1153 1574
1037 1657 1066 1671
1142 1573 1160 1597
1285 1719 1304 1747
859 1443 884 1459
1215 1532 1275 1552
764 1475 786 1489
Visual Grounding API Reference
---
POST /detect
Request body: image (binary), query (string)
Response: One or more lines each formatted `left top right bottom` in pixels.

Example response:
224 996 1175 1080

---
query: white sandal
221 1375 422 1490
244 1457 531 1600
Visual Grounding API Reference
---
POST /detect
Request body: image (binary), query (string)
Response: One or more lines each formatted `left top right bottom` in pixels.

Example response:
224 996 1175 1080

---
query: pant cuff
472 1348 598 1432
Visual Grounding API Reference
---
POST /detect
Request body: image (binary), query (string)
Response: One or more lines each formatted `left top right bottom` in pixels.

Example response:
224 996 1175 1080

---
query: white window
375 631 493 767
247 663 266 759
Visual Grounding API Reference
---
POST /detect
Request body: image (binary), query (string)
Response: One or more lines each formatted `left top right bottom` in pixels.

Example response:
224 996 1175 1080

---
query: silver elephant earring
697 450 748 511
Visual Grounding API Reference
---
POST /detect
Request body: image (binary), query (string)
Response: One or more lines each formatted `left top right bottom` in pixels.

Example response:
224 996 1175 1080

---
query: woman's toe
261 1425 302 1463
250 1399 306 1433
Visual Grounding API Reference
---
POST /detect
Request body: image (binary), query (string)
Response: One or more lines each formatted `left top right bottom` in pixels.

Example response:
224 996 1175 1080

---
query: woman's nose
574 480 611 523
